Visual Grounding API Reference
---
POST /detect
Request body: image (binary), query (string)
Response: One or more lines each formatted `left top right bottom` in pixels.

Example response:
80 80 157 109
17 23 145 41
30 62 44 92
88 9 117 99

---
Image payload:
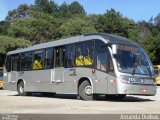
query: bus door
51 46 65 92
95 43 115 94
95 52 108 94
9 54 20 90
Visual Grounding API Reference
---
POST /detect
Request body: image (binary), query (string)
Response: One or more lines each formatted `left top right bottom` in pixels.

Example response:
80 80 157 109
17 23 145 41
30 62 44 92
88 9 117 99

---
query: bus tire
79 80 93 101
17 81 27 96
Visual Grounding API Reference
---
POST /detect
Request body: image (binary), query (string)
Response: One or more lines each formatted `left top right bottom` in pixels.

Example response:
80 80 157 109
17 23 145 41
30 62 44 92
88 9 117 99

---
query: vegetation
0 0 160 65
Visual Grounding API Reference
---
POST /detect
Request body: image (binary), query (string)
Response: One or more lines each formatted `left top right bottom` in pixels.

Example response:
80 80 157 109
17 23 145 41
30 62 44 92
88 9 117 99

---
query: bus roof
7 33 139 55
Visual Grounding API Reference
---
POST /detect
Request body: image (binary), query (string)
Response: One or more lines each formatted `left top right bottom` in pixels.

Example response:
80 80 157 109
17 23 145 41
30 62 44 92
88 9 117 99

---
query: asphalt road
0 87 160 114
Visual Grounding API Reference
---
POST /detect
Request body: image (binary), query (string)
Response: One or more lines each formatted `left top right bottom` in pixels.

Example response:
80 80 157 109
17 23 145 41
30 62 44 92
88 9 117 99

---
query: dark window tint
21 52 32 71
95 40 105 52
75 41 94 66
32 50 45 70
44 48 53 69
55 46 65 67
11 54 20 71
5 55 11 72
65 45 75 67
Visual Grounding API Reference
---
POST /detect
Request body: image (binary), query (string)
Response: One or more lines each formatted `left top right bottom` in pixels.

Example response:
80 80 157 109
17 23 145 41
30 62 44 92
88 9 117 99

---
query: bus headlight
120 78 131 84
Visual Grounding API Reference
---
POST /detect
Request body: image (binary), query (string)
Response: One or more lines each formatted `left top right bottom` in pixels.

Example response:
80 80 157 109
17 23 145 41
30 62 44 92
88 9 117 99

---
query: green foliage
69 1 85 15
0 36 31 54
0 21 9 35
58 2 71 18
95 9 135 38
59 17 97 37
35 0 58 13
8 13 61 43
144 34 160 64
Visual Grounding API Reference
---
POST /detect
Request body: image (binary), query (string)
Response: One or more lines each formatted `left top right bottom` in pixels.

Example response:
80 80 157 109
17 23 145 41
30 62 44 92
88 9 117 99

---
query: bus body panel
4 72 17 91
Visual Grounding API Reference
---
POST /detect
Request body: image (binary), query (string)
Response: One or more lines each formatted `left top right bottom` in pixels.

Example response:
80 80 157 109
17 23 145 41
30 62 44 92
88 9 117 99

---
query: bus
154 65 160 85
3 33 157 100
0 67 3 89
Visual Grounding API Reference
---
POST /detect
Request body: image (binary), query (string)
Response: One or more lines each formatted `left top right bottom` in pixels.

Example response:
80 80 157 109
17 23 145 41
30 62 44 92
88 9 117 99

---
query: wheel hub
84 85 92 95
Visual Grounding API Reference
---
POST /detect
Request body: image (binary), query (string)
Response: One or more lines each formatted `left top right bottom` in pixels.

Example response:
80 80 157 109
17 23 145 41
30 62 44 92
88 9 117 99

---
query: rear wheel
78 80 94 100
17 81 28 96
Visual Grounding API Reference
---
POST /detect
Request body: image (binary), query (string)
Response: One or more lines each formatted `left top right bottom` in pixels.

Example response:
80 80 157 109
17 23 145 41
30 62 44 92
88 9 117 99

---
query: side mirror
112 44 117 55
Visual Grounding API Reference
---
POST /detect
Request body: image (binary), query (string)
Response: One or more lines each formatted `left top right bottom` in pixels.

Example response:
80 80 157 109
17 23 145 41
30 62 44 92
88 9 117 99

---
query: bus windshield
114 44 152 75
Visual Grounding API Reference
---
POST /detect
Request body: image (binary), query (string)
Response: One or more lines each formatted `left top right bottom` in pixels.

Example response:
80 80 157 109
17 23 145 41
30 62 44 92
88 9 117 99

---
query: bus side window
75 41 94 66
5 55 11 72
32 50 44 70
44 48 53 69
11 54 20 71
84 42 94 65
75 44 85 66
54 46 65 67
21 52 32 71
65 45 75 68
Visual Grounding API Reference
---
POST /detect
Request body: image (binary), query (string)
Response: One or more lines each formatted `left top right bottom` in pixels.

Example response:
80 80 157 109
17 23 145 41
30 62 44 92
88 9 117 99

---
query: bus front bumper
118 83 157 96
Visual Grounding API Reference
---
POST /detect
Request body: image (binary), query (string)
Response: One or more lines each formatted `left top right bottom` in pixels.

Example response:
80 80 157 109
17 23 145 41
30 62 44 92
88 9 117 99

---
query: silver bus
3 33 157 100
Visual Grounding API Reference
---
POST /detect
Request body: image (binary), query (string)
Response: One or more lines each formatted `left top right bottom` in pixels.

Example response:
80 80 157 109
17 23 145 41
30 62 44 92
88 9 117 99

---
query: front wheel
17 81 28 96
78 80 94 100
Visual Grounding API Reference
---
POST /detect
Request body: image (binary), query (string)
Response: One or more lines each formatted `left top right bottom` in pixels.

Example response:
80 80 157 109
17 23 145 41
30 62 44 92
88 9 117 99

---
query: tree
58 2 70 18
6 4 30 22
7 13 61 43
69 1 85 15
144 34 160 64
35 0 58 13
0 36 31 66
0 21 9 35
59 17 97 37
154 13 160 30
96 9 135 38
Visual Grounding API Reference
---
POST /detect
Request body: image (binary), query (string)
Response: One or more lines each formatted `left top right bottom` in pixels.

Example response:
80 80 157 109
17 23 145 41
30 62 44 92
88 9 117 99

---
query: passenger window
21 52 32 71
44 48 53 69
5 55 11 72
65 45 75 67
75 42 94 66
55 46 65 67
11 54 20 71
32 50 44 70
